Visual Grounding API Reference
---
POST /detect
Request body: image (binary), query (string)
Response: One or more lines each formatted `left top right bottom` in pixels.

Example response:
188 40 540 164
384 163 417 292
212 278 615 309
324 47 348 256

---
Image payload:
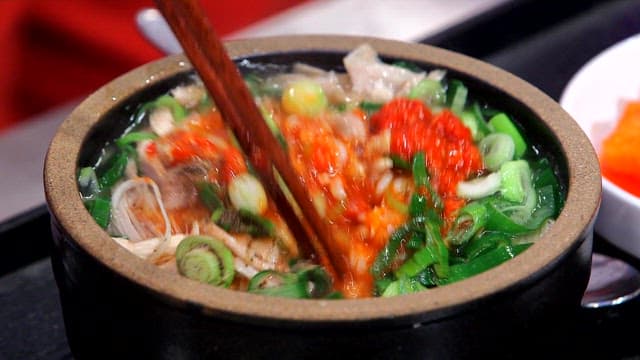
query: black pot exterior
50 213 592 359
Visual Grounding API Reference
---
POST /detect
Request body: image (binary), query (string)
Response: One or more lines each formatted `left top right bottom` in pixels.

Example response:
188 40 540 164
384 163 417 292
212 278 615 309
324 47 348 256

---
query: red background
0 0 305 133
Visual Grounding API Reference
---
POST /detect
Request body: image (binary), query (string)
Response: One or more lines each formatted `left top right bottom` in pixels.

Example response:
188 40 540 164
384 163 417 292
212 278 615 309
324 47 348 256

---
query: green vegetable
237 209 275 238
412 151 442 210
259 105 287 149
244 73 264 97
228 173 268 215
141 95 187 122
371 217 425 279
463 232 510 260
499 160 532 203
85 196 111 229
78 166 100 197
472 102 493 135
97 146 134 189
459 111 481 140
426 220 449 278
359 101 383 115
446 202 488 247
488 113 527 158
408 79 446 106
196 180 276 238
115 131 157 148
248 264 339 299
483 197 534 234
391 60 422 73
282 80 328 117
531 158 565 216
248 271 307 298
405 232 424 250
443 243 531 284
447 79 467 115
381 277 426 297
456 172 501 200
408 193 428 218
175 235 235 287
195 182 225 212
390 154 411 170
412 151 429 188
395 245 438 278
479 133 515 171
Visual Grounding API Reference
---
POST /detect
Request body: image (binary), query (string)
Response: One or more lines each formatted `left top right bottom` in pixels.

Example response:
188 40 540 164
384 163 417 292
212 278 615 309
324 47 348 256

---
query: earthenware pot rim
44 34 600 324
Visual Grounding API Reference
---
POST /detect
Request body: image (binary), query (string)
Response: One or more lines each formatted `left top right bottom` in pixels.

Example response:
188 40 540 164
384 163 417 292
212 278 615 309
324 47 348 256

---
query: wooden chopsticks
153 0 341 281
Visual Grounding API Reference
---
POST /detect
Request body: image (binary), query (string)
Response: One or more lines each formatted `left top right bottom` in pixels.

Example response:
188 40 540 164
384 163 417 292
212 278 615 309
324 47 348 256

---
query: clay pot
44 35 600 359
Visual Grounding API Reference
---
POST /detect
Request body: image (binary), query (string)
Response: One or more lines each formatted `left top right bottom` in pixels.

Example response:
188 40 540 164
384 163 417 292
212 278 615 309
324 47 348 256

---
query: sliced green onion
415 266 441 288
395 245 438 278
85 196 111 229
282 80 328 117
479 133 515 171
259 105 287 149
153 94 187 122
382 277 426 297
527 184 556 228
412 151 428 187
97 146 132 189
390 154 411 170
411 151 442 209
409 193 427 218
175 235 235 287
359 101 383 115
228 173 268 215
459 111 480 140
499 160 532 203
514 218 554 245
391 60 422 73
300 264 337 299
248 271 307 298
443 243 531 284
463 231 509 260
429 224 450 278
472 102 493 135
483 197 533 234
371 217 425 279
405 232 424 250
488 113 527 158
504 186 538 225
210 208 224 223
78 166 100 197
115 131 157 148
532 158 565 215
408 78 446 106
244 74 263 97
456 172 501 200
248 265 338 299
195 182 224 212
447 80 468 115
238 209 275 238
446 202 488 247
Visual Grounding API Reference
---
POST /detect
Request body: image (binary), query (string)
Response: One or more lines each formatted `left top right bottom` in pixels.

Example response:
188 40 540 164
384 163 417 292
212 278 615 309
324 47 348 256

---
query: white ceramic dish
560 32 640 258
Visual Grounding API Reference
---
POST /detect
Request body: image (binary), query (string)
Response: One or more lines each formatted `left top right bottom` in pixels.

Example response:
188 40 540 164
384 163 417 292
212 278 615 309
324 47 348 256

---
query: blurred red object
0 0 305 133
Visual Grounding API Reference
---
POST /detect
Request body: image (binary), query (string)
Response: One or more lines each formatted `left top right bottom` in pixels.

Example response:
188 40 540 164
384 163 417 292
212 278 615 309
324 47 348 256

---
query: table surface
3 0 640 358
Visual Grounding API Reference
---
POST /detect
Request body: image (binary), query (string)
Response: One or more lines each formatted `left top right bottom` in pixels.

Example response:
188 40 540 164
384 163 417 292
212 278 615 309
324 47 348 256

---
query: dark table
3 0 640 358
